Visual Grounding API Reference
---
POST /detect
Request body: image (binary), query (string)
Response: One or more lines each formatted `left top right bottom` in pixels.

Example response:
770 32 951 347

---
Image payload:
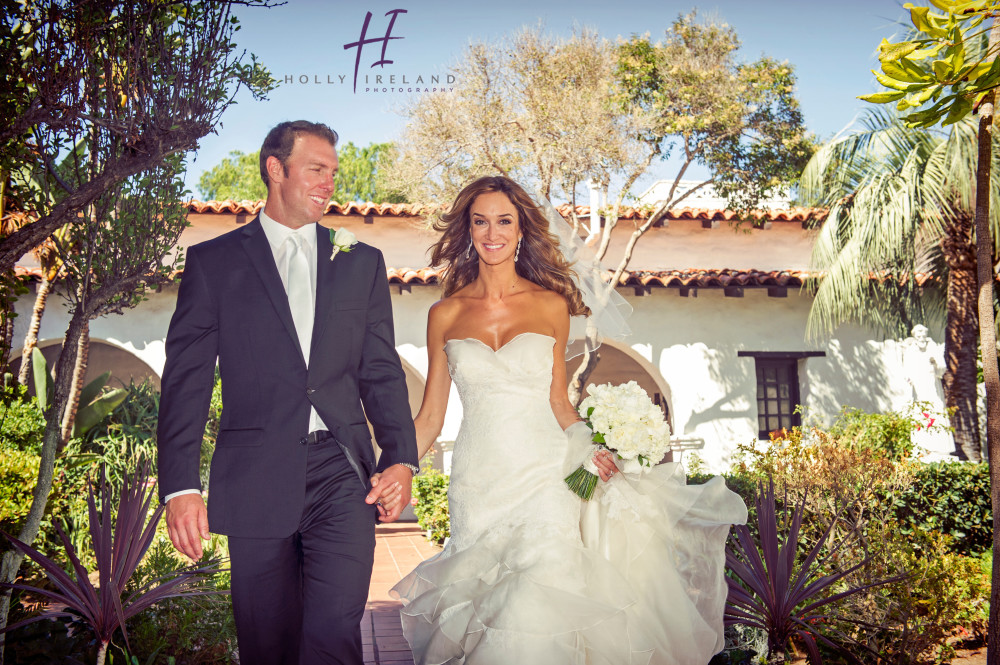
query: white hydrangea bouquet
564 381 671 500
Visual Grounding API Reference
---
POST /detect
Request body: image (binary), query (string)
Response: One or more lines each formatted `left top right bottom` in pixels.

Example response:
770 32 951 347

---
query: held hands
165 493 210 560
367 464 413 523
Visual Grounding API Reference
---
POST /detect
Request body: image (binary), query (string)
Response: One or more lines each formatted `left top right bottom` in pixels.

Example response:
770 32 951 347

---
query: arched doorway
370 355 427 520
399 357 424 419
7 338 160 393
566 340 673 432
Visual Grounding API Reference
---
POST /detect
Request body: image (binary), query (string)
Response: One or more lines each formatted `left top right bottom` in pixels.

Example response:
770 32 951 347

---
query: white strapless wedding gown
391 333 747 664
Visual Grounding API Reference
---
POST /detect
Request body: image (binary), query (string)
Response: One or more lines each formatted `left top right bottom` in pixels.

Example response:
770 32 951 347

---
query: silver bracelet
397 462 419 475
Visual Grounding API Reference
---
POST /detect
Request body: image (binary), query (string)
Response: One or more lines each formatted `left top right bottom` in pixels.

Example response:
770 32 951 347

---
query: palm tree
799 109 1000 461
16 229 65 386
0 210 21 370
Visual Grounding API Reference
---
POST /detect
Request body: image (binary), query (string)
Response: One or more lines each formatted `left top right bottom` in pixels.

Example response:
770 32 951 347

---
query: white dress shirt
165 211 330 503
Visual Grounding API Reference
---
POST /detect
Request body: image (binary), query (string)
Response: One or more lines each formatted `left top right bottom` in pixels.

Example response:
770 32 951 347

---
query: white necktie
284 233 313 364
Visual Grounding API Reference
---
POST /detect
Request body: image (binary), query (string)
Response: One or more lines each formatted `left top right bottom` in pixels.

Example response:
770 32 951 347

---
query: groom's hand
366 465 413 523
166 493 210 560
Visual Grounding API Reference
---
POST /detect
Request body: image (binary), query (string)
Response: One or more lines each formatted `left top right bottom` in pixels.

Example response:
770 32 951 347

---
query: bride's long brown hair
429 176 589 316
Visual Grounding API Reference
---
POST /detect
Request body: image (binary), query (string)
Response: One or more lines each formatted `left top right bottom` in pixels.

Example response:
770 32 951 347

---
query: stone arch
566 339 674 433
369 353 439 472
7 338 160 392
374 354 429 521
398 355 425 419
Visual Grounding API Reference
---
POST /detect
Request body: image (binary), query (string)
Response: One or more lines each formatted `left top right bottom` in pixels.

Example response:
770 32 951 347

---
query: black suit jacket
156 218 418 538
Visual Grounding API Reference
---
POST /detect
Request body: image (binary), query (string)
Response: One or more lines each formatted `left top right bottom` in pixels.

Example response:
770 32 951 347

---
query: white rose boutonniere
330 227 358 261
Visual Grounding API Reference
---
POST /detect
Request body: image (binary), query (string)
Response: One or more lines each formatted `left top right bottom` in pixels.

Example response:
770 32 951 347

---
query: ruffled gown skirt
391 334 747 664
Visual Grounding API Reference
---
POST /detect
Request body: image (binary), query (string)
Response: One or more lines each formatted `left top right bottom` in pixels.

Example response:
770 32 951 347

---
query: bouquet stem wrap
564 454 602 500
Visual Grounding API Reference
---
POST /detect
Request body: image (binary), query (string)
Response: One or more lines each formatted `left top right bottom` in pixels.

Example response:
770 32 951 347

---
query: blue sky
184 0 910 199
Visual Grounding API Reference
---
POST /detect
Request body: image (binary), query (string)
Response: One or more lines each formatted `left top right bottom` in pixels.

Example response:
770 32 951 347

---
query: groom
157 120 418 664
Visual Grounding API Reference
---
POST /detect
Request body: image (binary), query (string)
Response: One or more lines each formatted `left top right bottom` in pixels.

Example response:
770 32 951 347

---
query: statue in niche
900 324 954 461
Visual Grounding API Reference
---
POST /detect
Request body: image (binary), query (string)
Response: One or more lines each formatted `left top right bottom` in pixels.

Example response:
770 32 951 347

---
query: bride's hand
592 449 618 482
367 472 405 519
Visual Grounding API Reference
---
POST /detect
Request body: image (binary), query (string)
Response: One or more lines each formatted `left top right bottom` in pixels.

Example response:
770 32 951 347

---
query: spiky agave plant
724 478 903 664
1 460 223 665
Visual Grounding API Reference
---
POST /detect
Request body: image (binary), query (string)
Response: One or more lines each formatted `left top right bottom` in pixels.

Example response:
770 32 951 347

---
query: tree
197 142 407 203
0 156 191 658
859 0 1000 658
196 149 267 201
383 15 813 401
336 142 407 204
15 229 62 386
0 0 274 291
0 0 275 654
0 212 28 372
12 151 76 386
799 109 996 461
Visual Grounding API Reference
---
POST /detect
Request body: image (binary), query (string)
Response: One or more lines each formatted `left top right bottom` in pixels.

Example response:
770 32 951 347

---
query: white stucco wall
11 284 177 377
631 287 918 470
12 277 933 474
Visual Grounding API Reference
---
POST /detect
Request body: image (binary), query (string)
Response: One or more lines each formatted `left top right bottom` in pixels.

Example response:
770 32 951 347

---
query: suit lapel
241 218 307 365
311 224 338 362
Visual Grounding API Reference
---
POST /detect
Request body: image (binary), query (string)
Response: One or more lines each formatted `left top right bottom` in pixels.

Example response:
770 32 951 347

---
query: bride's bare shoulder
428 293 469 328
523 284 570 315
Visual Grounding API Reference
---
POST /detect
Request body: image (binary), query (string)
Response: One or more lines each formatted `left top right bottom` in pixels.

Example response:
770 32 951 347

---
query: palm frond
801 107 967 339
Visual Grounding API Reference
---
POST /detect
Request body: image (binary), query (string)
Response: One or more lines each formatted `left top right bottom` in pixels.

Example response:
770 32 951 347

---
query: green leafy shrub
123 536 236 664
0 387 77 576
57 381 162 561
846 530 990 662
55 376 220 559
893 461 991 556
725 407 990 662
825 405 924 460
3 617 95 664
412 469 450 544
200 372 223 490
0 446 40 538
731 417 915 557
0 383 46 453
1 462 225 665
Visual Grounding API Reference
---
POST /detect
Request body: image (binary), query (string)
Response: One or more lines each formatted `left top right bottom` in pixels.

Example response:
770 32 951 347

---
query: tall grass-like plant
725 479 901 663
0 461 223 665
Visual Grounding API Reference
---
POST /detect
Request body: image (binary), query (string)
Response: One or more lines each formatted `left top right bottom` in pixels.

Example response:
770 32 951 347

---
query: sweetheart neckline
444 331 556 353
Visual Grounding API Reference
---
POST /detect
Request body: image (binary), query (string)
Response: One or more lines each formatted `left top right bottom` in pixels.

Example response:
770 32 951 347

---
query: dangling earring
466 239 474 260
514 237 522 263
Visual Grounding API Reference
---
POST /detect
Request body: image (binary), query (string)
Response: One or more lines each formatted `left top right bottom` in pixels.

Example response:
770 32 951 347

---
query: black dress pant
228 439 376 665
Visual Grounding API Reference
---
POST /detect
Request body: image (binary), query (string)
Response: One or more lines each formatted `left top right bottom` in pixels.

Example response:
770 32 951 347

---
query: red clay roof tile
183 200 826 223
12 264 937 288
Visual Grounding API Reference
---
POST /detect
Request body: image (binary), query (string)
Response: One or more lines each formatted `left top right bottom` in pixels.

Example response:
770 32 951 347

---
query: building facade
10 200 948 472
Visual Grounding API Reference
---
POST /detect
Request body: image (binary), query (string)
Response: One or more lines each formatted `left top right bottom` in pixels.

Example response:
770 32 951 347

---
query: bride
384 176 747 664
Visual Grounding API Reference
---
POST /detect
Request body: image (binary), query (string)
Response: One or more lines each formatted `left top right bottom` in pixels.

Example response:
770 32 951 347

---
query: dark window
754 358 800 438
738 351 824 439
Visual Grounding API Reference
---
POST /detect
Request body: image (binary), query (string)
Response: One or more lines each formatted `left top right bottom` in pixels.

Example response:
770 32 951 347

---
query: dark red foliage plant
724 478 903 663
1 460 223 664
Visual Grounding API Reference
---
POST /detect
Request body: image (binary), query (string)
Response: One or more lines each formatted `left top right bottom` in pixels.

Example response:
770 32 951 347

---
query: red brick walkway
363 522 442 665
